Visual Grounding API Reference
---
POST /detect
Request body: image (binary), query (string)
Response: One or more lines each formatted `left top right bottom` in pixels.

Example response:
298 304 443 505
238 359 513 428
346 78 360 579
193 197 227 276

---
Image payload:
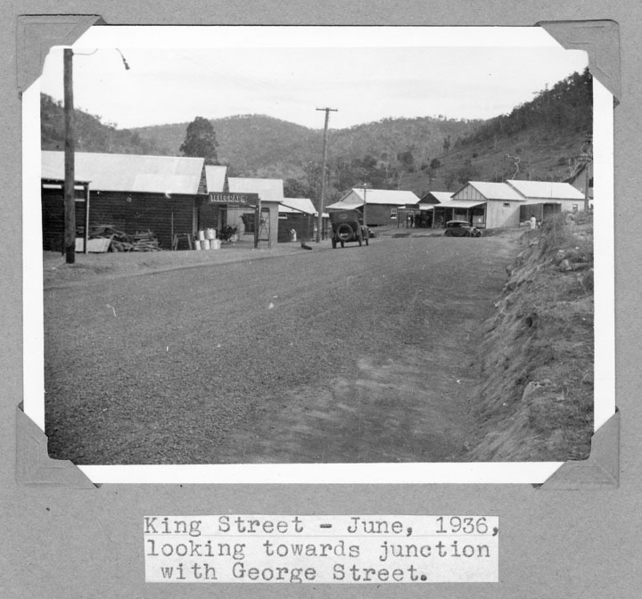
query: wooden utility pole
361 183 368 228
63 48 76 264
315 107 337 243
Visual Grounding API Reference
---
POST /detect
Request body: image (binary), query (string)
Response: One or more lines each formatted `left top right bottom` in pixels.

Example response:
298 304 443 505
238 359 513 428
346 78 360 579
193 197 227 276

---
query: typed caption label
145 515 498 583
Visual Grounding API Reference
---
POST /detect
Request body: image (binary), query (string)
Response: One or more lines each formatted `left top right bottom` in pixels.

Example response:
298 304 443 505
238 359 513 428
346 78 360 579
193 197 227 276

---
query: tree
397 150 416 172
284 178 309 198
430 158 441 170
180 116 219 165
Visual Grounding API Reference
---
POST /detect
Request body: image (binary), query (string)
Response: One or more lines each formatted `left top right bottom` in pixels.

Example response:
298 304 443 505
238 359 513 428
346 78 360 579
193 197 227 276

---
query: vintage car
444 220 481 237
329 209 370 248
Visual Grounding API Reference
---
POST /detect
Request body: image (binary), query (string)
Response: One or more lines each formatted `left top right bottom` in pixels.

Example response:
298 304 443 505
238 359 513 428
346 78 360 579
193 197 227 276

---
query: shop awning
435 200 486 209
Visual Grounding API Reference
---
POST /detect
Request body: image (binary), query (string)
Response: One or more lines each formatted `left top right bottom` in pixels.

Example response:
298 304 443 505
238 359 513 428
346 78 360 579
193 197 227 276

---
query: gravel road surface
45 233 518 464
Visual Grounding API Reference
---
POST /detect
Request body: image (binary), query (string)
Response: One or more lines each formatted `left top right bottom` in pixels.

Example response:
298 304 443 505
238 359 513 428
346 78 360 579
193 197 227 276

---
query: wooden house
41 151 206 250
326 188 421 227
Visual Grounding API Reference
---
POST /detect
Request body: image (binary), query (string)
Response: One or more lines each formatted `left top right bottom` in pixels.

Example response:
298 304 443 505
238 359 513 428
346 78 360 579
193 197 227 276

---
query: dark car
444 220 481 237
329 209 370 248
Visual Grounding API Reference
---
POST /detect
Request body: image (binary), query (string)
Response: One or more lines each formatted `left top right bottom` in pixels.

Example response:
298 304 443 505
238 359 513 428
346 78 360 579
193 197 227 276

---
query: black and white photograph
27 25 612 483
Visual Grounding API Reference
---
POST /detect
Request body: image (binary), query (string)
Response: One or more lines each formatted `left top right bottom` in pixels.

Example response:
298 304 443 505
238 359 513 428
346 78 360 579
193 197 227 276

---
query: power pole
64 48 76 264
315 107 337 243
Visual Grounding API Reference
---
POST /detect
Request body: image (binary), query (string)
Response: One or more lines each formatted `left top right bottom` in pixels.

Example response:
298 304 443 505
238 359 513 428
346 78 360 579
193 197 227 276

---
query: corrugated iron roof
41 151 205 195
436 200 486 209
507 179 585 200
228 177 284 202
326 198 364 210
424 191 453 203
280 198 316 215
350 188 421 206
205 165 227 193
464 181 525 201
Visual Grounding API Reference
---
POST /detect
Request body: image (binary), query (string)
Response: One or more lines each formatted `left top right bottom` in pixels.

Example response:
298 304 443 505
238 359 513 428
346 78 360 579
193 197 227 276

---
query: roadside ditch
464 214 594 462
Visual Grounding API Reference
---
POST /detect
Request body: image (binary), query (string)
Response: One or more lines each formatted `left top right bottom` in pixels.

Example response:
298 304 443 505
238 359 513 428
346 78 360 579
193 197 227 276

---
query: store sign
209 193 259 206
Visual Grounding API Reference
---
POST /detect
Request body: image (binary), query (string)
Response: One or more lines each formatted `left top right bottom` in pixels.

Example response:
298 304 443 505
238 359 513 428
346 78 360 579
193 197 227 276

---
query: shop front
197 192 280 248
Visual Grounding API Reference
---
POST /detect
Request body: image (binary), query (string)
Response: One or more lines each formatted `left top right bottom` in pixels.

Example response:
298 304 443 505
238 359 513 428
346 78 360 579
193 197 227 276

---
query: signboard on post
208 193 259 206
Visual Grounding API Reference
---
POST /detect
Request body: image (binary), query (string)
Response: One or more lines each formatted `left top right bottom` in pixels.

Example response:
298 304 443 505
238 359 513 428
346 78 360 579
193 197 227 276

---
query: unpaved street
45 234 518 464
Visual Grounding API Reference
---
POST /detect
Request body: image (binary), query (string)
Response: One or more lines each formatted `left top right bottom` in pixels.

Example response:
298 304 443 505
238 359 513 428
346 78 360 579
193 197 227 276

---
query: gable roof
350 188 420 206
439 200 487 209
328 188 420 209
41 151 205 195
228 177 284 202
459 181 525 201
205 165 227 193
279 198 316 215
422 191 453 204
506 179 585 200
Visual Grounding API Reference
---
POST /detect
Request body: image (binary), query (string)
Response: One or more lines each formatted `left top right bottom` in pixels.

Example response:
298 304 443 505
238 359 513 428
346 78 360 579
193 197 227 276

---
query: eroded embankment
466 217 594 462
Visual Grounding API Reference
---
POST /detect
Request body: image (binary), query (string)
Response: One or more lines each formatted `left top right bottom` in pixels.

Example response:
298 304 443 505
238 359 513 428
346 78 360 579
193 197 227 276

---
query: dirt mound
465 214 594 462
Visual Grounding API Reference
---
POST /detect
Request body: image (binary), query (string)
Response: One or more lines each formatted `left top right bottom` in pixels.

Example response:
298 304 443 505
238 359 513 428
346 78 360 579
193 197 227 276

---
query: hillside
41 94 168 156
134 115 320 178
398 69 593 196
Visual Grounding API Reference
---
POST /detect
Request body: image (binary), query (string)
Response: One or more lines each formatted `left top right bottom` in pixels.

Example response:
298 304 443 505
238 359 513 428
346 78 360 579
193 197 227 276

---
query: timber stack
89 225 161 252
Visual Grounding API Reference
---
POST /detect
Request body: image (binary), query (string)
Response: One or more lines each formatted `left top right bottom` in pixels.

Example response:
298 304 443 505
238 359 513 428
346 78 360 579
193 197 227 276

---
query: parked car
444 220 481 237
329 209 370 248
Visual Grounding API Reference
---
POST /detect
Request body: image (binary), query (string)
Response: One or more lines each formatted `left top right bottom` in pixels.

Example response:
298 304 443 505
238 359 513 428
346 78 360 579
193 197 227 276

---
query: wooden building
449 181 524 229
412 191 453 228
447 180 586 229
326 188 421 227
41 151 206 250
276 198 329 242
506 180 586 213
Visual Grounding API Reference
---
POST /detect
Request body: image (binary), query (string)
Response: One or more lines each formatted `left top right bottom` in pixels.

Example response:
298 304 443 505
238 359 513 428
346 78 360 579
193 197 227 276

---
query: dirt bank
464 215 594 462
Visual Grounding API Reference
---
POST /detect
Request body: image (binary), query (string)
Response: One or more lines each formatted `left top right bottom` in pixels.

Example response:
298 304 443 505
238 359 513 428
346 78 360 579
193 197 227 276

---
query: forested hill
398 68 593 196
133 115 320 178
41 94 167 156
131 113 481 180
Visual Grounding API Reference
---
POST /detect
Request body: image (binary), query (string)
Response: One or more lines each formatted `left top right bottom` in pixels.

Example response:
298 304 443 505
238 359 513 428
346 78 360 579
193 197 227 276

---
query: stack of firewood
88 225 161 252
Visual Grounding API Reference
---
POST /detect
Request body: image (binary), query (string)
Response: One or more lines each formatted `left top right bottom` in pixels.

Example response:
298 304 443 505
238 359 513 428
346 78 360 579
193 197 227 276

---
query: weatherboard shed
278 198 319 242
41 151 206 251
327 188 420 227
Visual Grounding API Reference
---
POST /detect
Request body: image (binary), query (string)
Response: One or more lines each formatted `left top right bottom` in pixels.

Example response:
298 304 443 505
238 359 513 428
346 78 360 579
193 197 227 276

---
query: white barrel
211 239 221 250
194 240 202 250
205 228 216 240
198 230 205 241
202 239 211 250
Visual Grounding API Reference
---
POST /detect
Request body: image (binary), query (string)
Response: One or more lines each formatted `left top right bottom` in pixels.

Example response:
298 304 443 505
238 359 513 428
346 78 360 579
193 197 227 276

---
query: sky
38 26 588 131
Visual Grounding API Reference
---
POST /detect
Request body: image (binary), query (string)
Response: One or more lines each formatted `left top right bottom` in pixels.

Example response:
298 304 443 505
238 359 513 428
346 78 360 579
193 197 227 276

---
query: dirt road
45 233 519 464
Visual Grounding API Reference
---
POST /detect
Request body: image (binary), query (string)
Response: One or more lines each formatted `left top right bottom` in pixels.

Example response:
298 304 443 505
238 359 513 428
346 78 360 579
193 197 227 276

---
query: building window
391 208 398 219
241 213 256 234
572 204 579 212
503 202 510 208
